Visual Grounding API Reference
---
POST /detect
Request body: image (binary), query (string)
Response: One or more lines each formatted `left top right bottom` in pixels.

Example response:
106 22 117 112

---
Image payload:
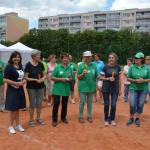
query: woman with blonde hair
47 54 57 106
101 52 122 126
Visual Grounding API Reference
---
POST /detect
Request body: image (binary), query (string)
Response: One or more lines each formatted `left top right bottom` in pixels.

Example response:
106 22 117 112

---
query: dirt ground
0 82 150 150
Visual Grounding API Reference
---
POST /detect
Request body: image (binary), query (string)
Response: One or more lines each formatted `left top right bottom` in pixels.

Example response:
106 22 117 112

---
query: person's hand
16 82 24 87
83 69 88 75
60 78 68 82
136 78 144 83
109 77 115 82
119 90 122 96
36 79 43 84
22 80 26 85
67 78 72 82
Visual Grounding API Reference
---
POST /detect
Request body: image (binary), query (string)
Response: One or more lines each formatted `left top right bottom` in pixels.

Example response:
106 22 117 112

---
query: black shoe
62 119 68 124
135 118 140 127
52 121 58 127
127 118 134 126
87 117 93 123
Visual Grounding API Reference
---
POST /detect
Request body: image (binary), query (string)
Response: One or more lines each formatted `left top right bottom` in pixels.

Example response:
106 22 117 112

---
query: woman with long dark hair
4 51 26 134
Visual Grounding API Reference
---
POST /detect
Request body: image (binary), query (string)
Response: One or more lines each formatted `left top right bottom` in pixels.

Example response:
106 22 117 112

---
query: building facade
0 12 29 42
38 8 150 33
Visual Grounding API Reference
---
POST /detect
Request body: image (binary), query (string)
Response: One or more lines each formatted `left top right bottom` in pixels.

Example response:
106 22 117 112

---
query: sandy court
0 75 150 150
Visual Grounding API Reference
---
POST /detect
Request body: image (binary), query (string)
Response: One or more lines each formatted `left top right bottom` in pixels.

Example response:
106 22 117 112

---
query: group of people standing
0 50 149 134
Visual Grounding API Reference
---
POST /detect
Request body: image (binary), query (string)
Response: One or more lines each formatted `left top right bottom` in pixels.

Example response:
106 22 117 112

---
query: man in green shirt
78 51 98 123
69 55 77 104
127 52 150 127
51 53 73 127
0 59 6 112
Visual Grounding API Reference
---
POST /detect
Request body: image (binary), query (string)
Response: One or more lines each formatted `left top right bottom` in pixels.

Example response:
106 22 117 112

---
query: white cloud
0 0 108 28
111 0 150 10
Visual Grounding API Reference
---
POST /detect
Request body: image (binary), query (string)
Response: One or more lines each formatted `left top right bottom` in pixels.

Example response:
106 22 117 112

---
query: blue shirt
94 60 104 75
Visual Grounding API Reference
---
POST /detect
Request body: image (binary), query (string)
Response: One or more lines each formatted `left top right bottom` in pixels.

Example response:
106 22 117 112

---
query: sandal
36 119 45 125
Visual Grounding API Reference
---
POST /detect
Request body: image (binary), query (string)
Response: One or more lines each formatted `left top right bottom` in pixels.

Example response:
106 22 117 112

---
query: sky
0 0 150 29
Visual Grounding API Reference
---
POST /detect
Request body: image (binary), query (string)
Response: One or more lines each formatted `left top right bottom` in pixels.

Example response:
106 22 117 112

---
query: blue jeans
103 92 119 121
130 90 147 115
124 84 130 102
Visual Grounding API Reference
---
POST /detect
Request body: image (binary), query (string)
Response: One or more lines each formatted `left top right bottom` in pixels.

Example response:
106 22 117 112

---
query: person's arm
119 71 122 96
4 65 24 87
4 79 23 87
24 72 37 82
36 72 47 83
77 65 88 80
100 66 110 81
51 65 69 82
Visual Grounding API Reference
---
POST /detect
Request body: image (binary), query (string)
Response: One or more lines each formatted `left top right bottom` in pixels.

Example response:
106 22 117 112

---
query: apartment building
38 8 150 33
0 12 29 42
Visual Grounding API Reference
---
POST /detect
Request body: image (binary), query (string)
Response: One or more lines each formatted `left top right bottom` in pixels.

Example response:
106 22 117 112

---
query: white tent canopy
0 43 7 49
8 42 34 52
0 42 37 68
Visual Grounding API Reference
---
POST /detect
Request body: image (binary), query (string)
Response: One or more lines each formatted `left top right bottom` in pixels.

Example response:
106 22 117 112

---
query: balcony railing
136 14 150 19
70 18 81 22
94 17 106 21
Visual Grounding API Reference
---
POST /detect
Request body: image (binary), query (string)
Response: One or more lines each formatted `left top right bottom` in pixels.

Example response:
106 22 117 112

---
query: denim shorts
28 88 44 108
130 90 147 114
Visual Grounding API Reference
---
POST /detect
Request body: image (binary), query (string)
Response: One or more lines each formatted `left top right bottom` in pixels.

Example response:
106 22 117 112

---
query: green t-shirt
127 64 150 91
42 61 48 73
0 60 5 85
51 64 73 96
78 62 98 93
69 62 77 81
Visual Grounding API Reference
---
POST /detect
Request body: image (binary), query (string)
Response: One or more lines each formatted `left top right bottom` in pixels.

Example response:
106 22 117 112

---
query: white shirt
123 65 131 85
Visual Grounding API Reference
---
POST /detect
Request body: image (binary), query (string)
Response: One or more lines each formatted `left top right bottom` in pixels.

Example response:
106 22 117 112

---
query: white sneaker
15 125 25 132
71 99 75 104
111 121 117 126
104 121 109 127
48 102 52 106
8 126 16 134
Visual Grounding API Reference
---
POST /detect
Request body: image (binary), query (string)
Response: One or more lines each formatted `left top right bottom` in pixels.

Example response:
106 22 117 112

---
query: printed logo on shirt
17 70 24 80
59 71 64 75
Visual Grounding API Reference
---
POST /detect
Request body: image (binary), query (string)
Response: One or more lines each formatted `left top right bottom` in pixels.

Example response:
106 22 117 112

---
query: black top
102 64 121 93
24 62 44 89
4 64 24 82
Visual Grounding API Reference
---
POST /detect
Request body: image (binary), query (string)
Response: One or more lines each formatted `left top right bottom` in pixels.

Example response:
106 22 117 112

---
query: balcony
38 23 48 28
94 23 106 27
70 17 81 22
136 13 150 19
94 15 106 21
136 21 150 26
39 19 48 23
70 24 81 28
59 19 70 23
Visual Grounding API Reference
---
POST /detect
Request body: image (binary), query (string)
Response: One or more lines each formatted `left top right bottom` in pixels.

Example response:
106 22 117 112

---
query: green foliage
1 28 149 64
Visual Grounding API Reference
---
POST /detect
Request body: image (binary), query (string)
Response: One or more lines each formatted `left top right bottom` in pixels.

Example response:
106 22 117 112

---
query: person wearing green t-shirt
41 55 48 102
51 53 73 127
77 51 98 123
127 52 150 127
69 55 77 104
0 59 5 112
